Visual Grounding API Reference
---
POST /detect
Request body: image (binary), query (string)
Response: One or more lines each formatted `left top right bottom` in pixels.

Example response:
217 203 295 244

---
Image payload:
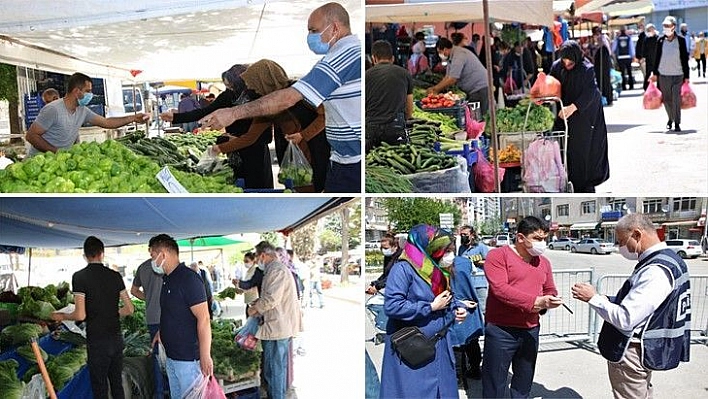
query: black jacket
652 34 690 80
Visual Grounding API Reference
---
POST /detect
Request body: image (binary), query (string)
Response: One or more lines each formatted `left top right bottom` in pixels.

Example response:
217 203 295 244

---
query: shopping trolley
365 291 387 345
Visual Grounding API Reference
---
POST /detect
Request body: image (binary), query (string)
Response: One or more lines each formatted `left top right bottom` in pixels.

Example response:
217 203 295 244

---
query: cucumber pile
366 142 457 175
117 133 194 171
407 119 442 147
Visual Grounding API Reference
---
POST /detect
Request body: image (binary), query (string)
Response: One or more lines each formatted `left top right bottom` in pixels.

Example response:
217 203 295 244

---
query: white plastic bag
183 374 208 399
277 142 313 187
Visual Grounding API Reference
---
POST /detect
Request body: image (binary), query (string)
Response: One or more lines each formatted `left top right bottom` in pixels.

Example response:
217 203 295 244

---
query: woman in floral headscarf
379 224 469 399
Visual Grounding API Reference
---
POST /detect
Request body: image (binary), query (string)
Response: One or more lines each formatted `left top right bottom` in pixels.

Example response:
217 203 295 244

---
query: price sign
439 213 454 229
156 166 189 193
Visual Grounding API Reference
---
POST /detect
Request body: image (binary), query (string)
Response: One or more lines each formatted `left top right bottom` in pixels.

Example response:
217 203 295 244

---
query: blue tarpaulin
0 197 352 248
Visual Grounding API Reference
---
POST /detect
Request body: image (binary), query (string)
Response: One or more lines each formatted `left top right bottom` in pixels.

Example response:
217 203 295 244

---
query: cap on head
662 16 677 27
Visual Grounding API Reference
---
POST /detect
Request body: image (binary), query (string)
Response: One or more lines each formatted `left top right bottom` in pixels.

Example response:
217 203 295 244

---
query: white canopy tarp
365 0 555 26
0 0 363 82
577 0 654 17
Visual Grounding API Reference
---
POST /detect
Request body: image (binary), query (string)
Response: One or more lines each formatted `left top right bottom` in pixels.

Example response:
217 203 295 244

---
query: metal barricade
538 269 595 345
594 274 708 344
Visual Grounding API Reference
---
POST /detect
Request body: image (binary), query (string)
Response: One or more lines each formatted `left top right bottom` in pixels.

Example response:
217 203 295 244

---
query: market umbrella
176 236 248 263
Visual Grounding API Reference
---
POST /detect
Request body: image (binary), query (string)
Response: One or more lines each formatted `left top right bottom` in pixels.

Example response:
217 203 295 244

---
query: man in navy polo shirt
150 234 212 399
52 236 134 399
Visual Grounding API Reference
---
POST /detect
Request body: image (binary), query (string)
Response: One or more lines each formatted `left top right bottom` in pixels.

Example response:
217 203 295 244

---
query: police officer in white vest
572 213 690 399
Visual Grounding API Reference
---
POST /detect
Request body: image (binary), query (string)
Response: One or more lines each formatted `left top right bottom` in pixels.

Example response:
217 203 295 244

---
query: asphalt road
595 75 708 193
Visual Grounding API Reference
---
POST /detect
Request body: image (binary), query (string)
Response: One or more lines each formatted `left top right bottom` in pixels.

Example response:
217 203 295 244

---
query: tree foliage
290 222 317 261
259 232 282 248
0 63 18 103
474 213 503 235
320 200 361 249
381 198 461 233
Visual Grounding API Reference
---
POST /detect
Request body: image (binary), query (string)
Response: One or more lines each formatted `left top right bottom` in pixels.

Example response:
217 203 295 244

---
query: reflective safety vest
597 248 691 370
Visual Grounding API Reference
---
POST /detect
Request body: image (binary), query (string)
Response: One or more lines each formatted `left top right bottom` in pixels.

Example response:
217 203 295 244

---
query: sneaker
666 120 673 130
296 347 306 356
674 124 681 132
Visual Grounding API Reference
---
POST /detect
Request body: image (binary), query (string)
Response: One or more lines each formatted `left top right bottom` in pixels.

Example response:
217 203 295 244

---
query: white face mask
381 248 394 256
664 28 675 37
151 253 165 275
439 252 455 268
527 241 547 256
619 236 640 261
439 52 448 61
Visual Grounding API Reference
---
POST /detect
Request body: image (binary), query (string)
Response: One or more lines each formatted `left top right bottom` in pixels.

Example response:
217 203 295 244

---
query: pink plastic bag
680 82 696 109
464 105 486 140
205 376 227 399
643 82 662 110
473 148 505 193
523 138 567 192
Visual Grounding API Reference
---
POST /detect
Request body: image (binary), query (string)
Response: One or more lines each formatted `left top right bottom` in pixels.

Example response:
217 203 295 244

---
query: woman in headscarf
379 225 468 399
162 60 330 191
549 40 610 193
161 63 274 188
407 40 430 77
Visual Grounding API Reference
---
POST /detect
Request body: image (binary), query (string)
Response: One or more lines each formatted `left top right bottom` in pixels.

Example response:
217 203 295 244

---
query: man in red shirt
481 216 564 398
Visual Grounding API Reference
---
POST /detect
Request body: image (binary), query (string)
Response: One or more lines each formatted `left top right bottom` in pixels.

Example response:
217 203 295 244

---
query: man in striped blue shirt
202 2 361 193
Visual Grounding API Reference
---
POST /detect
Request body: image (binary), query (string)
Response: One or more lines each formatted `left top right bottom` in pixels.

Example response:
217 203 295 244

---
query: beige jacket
252 259 302 340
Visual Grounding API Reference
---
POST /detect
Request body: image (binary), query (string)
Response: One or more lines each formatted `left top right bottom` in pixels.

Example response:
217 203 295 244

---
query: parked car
665 239 701 259
570 238 616 255
494 234 513 247
548 237 579 251
480 235 494 245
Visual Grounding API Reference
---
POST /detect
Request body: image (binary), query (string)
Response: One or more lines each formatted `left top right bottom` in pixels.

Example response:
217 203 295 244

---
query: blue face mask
78 92 93 106
307 24 333 55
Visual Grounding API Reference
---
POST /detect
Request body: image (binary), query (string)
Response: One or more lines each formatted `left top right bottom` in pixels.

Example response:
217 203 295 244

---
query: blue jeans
310 280 324 308
324 161 360 193
262 338 291 399
148 324 166 398
165 358 201 399
481 323 540 398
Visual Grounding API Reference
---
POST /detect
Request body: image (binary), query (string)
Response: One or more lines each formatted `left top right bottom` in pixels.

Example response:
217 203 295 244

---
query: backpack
523 138 567 192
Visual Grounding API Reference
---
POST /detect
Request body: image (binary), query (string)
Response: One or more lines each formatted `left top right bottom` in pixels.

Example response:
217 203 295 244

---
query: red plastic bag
643 82 662 110
529 72 562 99
680 82 696 109
473 148 505 193
503 74 517 95
464 105 485 140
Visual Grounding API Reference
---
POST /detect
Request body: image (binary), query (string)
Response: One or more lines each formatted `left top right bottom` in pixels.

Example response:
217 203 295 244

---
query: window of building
541 208 551 219
643 198 663 214
557 204 569 217
609 199 626 212
582 201 596 214
673 197 696 212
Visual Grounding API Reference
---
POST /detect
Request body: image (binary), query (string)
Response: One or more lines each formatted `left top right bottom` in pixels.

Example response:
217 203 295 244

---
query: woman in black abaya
549 41 610 193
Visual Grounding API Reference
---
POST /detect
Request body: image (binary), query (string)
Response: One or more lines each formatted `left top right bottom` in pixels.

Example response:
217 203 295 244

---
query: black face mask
461 235 471 246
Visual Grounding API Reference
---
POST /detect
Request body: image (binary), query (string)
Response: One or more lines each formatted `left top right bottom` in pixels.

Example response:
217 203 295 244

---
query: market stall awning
176 236 246 248
662 220 698 227
0 197 353 248
570 222 600 230
365 0 555 26
576 0 654 17
0 0 363 81
601 221 619 227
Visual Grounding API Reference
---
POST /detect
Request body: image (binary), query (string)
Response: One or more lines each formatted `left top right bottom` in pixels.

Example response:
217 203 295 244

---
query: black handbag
390 318 454 368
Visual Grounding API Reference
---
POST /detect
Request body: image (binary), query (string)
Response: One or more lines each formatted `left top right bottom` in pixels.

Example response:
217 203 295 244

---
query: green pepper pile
0 140 243 193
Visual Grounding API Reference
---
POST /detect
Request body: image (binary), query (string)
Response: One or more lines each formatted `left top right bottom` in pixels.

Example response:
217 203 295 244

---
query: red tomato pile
420 93 457 109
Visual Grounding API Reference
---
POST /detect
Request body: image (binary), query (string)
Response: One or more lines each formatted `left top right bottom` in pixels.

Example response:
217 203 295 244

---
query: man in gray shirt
26 72 150 156
429 37 490 117
130 252 166 398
